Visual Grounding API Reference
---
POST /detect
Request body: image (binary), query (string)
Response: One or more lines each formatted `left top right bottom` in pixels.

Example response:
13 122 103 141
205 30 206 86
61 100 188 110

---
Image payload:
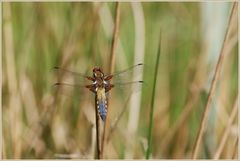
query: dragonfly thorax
92 67 110 89
94 78 104 89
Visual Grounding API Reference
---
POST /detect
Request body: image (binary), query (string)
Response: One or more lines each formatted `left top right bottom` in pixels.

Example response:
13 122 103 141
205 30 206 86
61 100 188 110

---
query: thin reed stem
146 31 161 159
95 95 101 159
214 95 238 159
101 2 120 159
109 2 120 74
192 2 238 159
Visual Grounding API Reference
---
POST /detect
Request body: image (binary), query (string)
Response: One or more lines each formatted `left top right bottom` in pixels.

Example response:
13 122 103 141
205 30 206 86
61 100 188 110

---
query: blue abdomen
98 100 107 121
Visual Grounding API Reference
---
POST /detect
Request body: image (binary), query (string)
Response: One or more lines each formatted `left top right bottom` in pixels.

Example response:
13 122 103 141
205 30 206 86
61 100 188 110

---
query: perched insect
54 63 144 121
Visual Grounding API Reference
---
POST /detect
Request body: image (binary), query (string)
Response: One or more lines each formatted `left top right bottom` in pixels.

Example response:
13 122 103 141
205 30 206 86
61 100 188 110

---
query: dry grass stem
214 95 238 159
192 2 238 159
108 2 120 74
95 95 101 159
24 29 81 155
3 3 23 158
95 3 128 69
2 3 237 159
101 2 120 158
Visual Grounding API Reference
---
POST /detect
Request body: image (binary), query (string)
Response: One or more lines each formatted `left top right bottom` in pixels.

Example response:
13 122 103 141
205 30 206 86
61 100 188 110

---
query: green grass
2 2 238 159
146 31 161 159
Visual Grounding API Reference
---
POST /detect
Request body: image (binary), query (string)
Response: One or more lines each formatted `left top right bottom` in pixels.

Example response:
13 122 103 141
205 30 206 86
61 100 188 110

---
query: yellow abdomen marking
96 87 107 121
97 87 106 101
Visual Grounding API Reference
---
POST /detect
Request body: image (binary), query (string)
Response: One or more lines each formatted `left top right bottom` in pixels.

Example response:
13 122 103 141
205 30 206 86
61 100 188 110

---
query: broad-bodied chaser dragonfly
54 63 144 122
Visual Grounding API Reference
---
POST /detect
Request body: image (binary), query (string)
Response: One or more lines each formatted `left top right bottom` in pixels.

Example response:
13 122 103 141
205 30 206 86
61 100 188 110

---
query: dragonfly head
93 67 104 78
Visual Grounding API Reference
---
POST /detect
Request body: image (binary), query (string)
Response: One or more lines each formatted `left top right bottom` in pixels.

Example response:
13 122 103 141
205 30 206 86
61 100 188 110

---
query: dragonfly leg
86 84 96 93
104 75 113 81
105 84 114 92
86 76 95 81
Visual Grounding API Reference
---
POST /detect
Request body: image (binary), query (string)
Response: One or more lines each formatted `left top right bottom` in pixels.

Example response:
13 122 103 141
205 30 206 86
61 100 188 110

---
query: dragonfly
53 63 144 122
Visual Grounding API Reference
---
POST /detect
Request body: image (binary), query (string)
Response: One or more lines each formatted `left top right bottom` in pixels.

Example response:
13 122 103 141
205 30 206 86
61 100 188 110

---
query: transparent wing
105 63 144 84
113 80 144 90
107 80 145 123
106 63 145 95
53 66 92 84
52 64 145 100
51 81 95 125
52 82 93 101
110 81 144 98
52 66 93 100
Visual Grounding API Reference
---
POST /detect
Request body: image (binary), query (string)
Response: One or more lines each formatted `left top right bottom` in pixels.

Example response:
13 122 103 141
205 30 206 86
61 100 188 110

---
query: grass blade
146 31 162 159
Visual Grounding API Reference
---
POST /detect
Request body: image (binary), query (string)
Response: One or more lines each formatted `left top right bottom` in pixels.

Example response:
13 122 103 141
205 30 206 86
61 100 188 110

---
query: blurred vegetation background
2 2 238 159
